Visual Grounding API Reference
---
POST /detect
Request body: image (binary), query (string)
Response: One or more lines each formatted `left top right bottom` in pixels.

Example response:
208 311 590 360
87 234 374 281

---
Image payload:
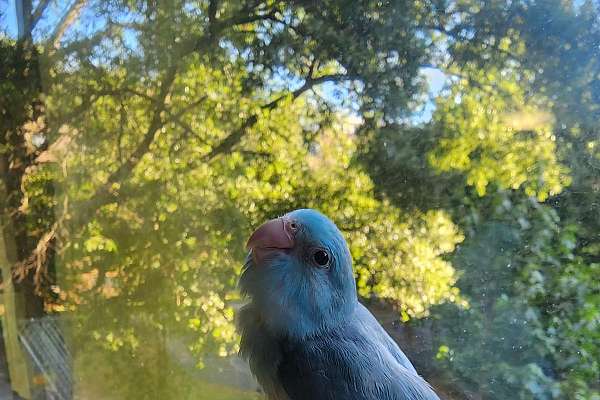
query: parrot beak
246 218 294 263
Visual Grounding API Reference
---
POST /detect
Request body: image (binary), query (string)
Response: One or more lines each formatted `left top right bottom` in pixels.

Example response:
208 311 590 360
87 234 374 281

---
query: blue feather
239 209 440 400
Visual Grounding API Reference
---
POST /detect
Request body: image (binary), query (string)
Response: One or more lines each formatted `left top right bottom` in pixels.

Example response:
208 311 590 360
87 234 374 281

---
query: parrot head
240 209 357 338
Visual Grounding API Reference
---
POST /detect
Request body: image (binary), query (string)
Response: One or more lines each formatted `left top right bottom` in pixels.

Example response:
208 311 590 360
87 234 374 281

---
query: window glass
1 1 598 399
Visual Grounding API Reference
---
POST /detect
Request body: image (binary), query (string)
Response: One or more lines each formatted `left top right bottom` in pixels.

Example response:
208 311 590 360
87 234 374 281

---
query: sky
415 67 447 124
3 0 66 38
3 0 18 37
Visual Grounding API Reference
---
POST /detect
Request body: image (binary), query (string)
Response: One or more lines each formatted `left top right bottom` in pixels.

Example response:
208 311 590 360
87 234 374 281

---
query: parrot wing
277 307 440 400
354 302 418 375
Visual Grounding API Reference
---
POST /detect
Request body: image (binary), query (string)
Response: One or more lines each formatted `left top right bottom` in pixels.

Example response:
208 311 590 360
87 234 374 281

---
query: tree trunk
0 196 34 399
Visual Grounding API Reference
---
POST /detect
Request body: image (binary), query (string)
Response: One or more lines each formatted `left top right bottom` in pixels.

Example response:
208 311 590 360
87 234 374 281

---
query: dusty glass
0 1 598 399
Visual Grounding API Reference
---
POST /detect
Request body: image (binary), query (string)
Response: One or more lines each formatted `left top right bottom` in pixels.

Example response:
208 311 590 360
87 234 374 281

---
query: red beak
246 218 294 263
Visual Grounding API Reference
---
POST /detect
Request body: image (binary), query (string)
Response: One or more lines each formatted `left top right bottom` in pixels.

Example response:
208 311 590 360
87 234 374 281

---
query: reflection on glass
0 1 598 399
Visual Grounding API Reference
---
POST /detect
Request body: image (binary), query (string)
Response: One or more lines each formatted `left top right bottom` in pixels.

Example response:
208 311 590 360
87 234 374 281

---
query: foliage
1 0 599 399
428 67 569 200
14 1 465 394
428 191 599 399
357 1 600 398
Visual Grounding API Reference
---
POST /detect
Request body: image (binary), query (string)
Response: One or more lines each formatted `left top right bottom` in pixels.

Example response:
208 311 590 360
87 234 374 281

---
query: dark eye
312 249 330 267
289 221 298 231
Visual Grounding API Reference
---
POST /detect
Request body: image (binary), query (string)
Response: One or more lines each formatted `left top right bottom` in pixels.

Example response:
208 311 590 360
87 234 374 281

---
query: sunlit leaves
428 68 570 201
353 208 465 319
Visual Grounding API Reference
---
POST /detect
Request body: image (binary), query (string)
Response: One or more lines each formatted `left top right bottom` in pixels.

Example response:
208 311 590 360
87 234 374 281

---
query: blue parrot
238 209 441 400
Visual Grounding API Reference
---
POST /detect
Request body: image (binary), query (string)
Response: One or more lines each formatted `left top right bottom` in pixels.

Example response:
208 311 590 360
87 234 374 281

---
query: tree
2 1 466 397
359 0 600 398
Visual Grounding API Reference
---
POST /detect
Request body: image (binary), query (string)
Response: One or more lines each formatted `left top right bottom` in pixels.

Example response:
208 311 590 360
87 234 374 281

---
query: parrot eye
312 249 330 267
289 221 298 231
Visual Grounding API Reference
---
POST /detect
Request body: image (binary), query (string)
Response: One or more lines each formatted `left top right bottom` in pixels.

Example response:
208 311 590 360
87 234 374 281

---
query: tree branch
121 88 208 125
208 0 218 26
100 66 177 189
54 23 119 59
204 73 355 160
420 23 521 62
47 0 87 53
69 63 179 224
29 0 51 35
264 73 354 110
217 6 281 31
